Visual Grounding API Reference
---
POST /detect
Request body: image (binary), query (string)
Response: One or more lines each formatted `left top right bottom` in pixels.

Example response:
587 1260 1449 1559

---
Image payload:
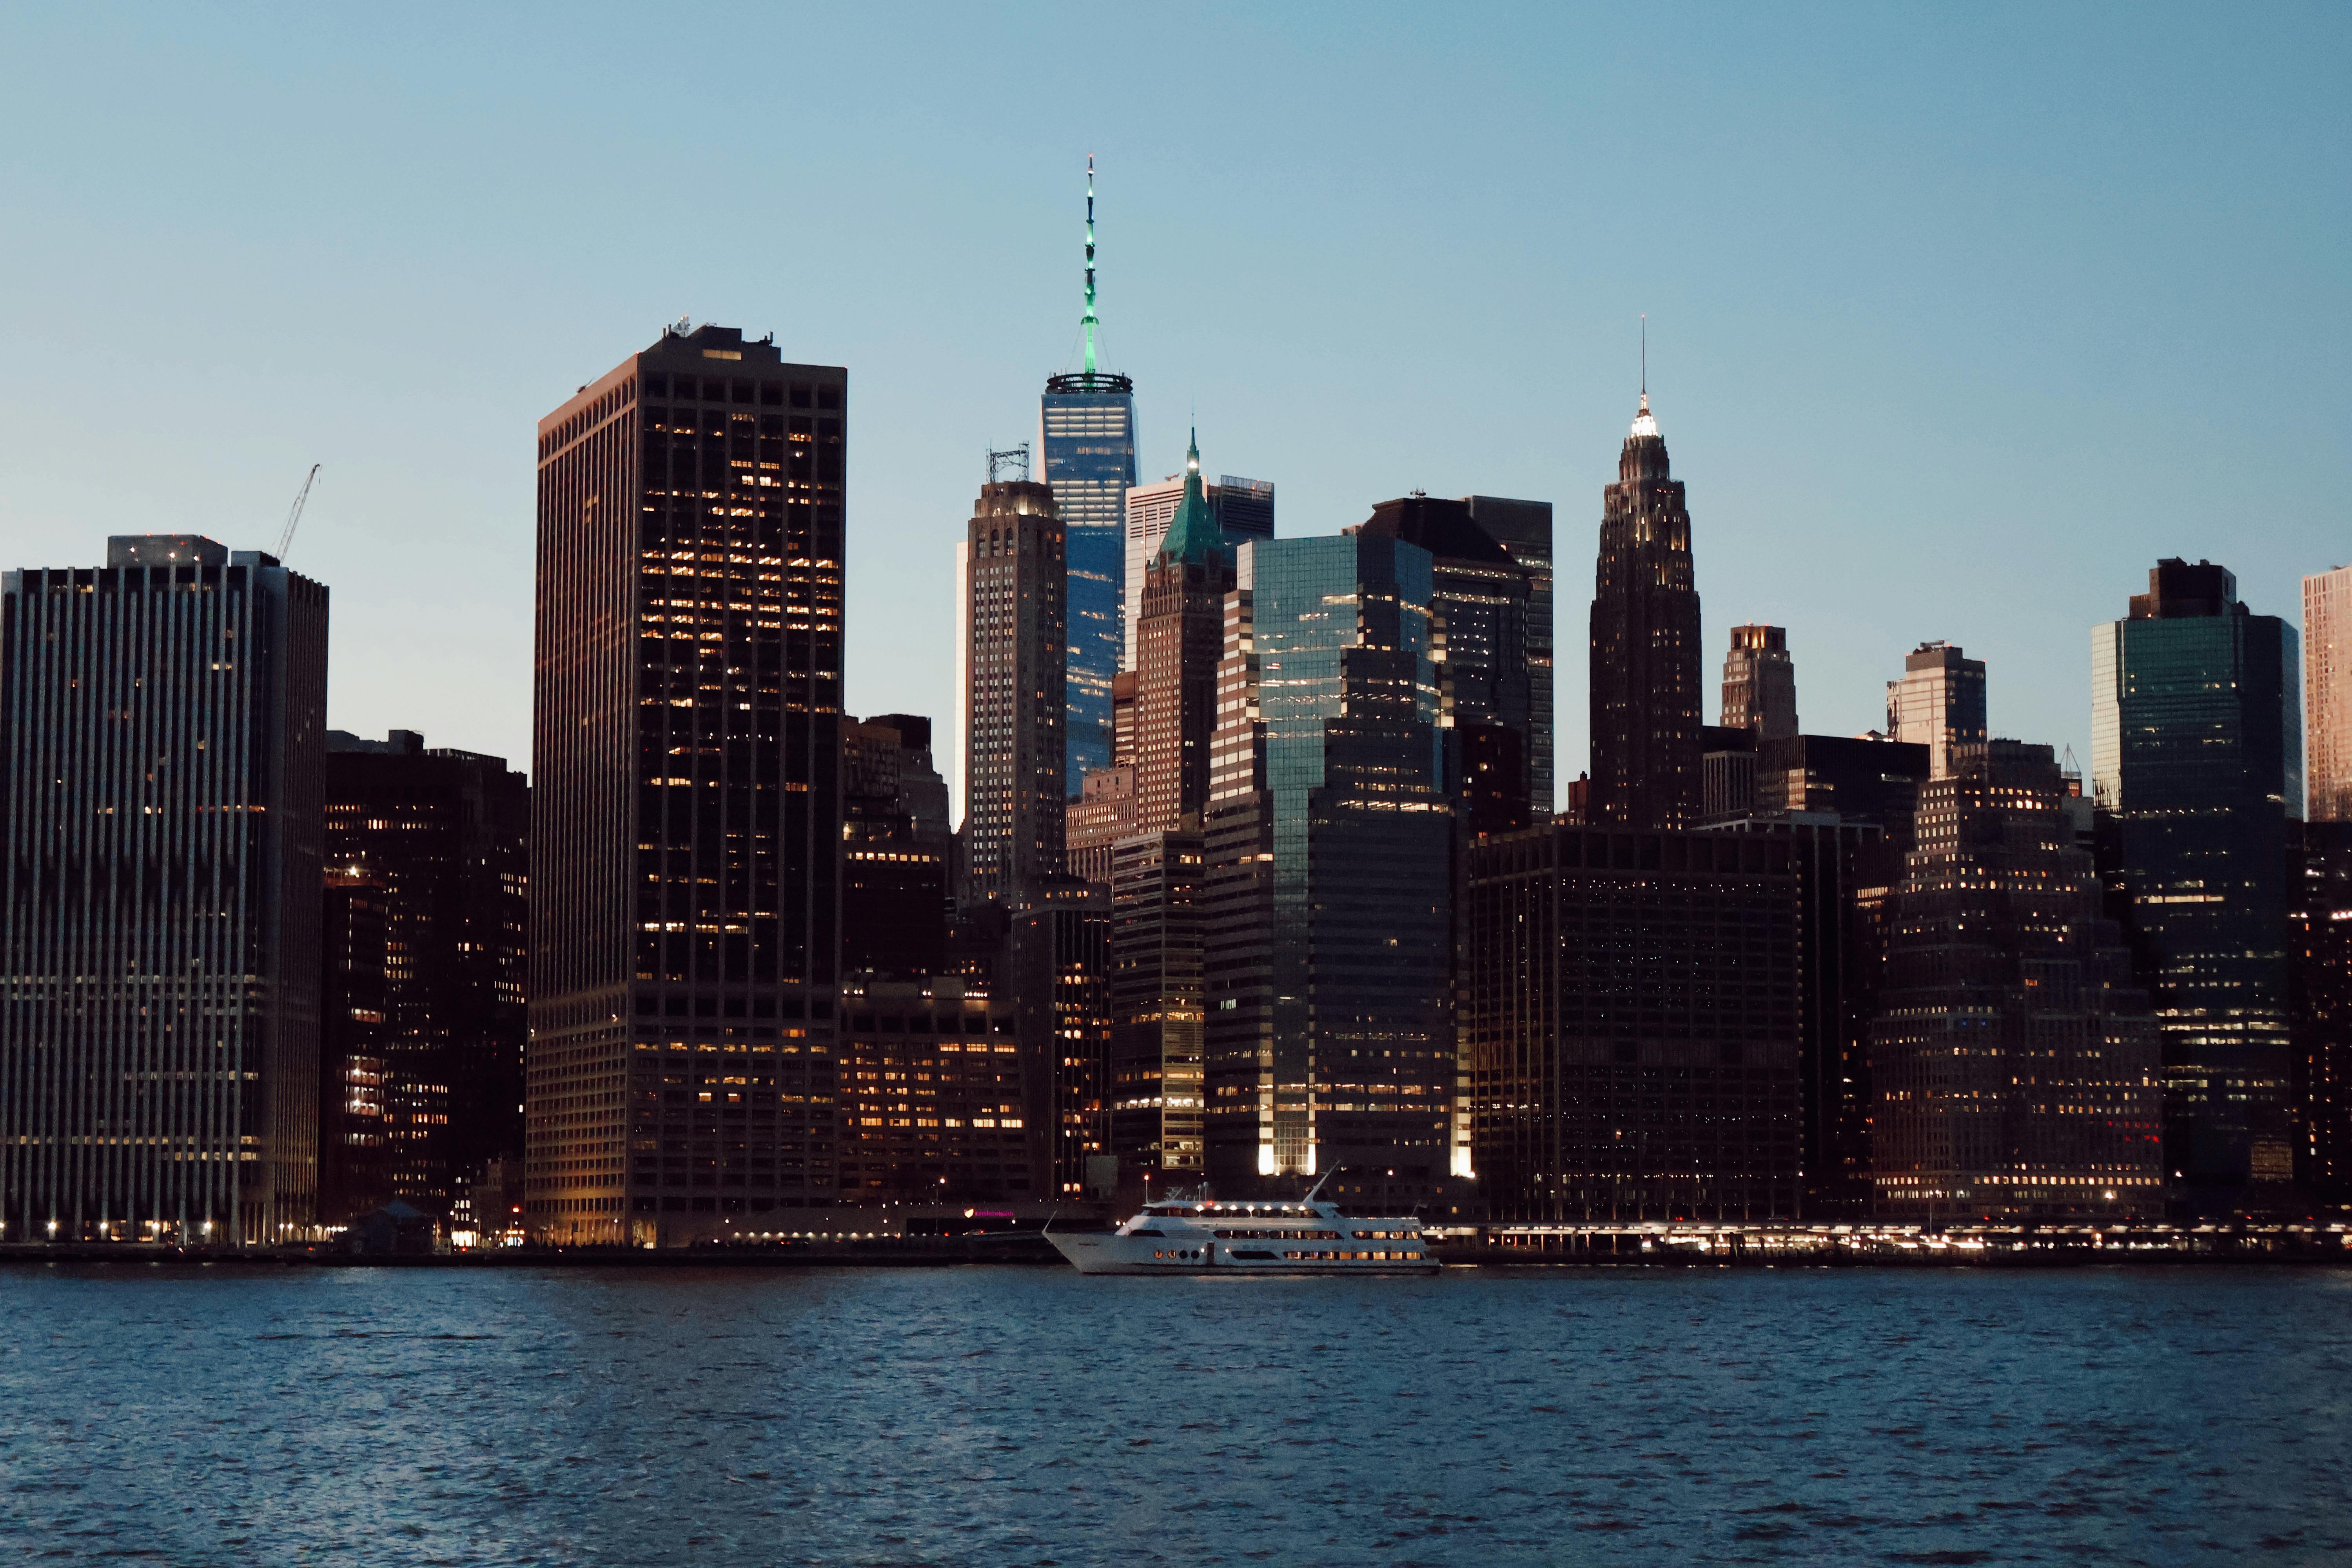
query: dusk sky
1 4 2344 785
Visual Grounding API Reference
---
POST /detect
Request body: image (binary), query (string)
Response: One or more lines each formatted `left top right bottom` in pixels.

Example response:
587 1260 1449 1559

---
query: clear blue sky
1 4 2345 782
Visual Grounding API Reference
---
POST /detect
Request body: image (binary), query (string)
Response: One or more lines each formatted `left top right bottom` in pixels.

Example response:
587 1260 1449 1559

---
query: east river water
2 1262 2348 1566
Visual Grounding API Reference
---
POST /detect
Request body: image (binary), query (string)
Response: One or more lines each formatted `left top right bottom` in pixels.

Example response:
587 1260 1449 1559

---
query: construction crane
274 464 320 561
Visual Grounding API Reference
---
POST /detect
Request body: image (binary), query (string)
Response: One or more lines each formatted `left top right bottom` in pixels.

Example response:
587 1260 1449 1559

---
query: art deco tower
1132 432 1233 836
957 479 1067 905
1588 392 1702 830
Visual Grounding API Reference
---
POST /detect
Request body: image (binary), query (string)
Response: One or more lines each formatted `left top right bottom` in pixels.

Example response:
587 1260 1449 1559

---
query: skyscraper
1465 824 1803 1222
320 869 392 1227
1200 533 1456 1191
841 713 953 979
1886 641 1987 779
1 535 328 1245
1039 158 1139 793
834 979 1038 1201
957 479 1067 906
1466 497 1555 818
1122 468 1272 670
2305 564 2352 821
532 324 846 1245
2091 558 2299 1205
1720 624 1798 740
1360 494 1536 836
323 729 530 1219
2292 819 2352 1202
1589 393 1702 831
1872 741 2163 1220
1109 829 1205 1183
1132 435 1236 837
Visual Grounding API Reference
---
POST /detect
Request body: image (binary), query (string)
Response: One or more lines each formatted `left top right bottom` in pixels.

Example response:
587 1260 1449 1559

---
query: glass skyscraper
2091 558 2301 1205
1040 378 1136 791
1202 534 1456 1193
1039 160 1138 793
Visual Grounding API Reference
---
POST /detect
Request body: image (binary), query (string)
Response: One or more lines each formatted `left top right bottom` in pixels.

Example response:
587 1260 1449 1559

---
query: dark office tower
1886 641 1987 779
319 871 393 1226
1463 824 1803 1222
323 729 529 1219
1697 817 1905 1217
1110 829 1206 1183
0 535 327 1245
1002 884 1114 1197
1200 534 1456 1193
1041 158 1139 792
1466 497 1555 817
2092 559 2300 1207
958 480 1067 905
1872 742 2164 1220
1589 394 1701 831
2291 820 2352 1201
1755 734 1930 842
1721 624 1798 740
1133 435 1235 836
834 981 1034 1201
533 325 846 1246
841 714 952 979
1361 494 1536 836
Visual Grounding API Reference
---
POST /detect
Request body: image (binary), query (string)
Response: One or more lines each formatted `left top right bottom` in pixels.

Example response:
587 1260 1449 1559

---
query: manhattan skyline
0 4 2345 786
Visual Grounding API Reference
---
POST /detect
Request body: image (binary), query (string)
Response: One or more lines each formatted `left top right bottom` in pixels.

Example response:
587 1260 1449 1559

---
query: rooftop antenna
274 463 320 561
1641 314 1647 397
1081 154 1098 376
987 442 1032 483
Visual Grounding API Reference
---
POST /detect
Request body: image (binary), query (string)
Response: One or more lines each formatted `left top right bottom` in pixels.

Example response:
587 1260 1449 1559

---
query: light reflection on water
3 1264 2348 1565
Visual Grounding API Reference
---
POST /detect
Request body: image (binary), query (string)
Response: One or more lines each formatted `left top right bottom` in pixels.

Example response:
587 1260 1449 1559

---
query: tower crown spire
1082 154 1098 376
1630 391 1659 440
1158 426 1227 566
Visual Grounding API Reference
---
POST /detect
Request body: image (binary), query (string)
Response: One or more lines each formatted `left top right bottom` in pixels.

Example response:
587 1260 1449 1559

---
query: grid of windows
1040 384 1137 792
533 325 845 1245
1465 826 1803 1224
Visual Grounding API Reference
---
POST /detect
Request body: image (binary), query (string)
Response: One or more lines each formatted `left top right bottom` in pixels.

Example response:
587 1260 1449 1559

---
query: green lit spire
1082 154 1098 376
1158 427 1228 566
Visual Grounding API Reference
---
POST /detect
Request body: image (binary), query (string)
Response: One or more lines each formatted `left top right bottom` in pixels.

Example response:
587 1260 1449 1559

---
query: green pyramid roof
1157 429 1230 567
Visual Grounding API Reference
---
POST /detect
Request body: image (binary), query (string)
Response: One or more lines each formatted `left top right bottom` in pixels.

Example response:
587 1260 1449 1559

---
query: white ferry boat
1044 1176 1439 1276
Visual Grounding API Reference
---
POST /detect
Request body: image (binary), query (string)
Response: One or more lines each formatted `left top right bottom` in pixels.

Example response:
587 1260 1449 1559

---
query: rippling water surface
3 1262 2348 1565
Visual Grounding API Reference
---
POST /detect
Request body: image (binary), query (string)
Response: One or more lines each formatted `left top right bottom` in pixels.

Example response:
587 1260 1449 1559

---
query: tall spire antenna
1082 154 1099 377
1641 314 1647 397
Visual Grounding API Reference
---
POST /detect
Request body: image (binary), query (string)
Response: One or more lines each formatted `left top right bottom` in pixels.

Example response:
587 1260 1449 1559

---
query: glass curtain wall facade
2091 558 2299 1203
532 324 846 1247
1203 534 1455 1190
1040 377 1138 793
0 535 328 1245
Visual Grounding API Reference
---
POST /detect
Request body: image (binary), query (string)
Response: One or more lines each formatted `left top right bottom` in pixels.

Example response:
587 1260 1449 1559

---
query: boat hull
1045 1230 1441 1276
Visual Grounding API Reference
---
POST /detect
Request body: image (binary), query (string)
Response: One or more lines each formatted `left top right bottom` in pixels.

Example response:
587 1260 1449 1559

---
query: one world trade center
1039 156 1138 793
